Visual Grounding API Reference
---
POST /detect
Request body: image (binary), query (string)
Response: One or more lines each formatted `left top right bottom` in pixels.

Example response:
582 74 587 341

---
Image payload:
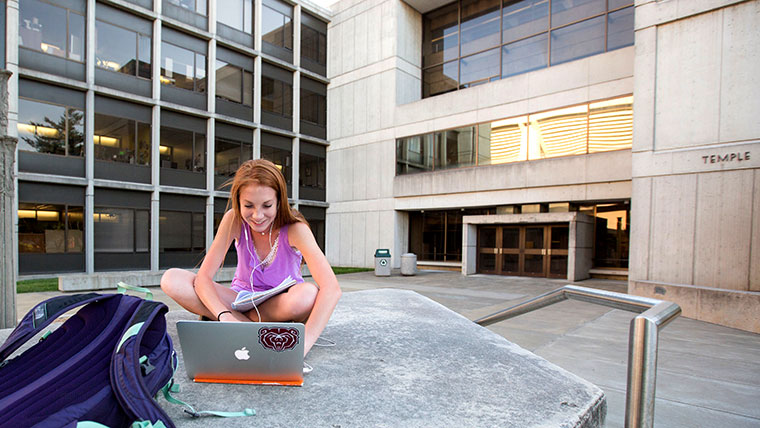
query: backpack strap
111 299 177 428
0 293 104 362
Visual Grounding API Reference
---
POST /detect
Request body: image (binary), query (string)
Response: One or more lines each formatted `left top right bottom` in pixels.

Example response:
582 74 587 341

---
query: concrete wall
326 0 635 269
630 0 760 333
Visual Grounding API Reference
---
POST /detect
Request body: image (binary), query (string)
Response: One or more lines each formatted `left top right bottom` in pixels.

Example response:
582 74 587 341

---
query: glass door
476 224 569 278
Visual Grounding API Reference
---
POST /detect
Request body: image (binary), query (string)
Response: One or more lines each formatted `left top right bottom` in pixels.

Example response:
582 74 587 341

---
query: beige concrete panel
633 26 657 153
676 0 749 19
526 87 588 116
649 174 697 284
582 180 632 201
351 212 367 266
354 12 368 69
328 22 342 78
341 17 355 73
353 78 368 135
342 82 355 137
338 213 354 266
366 4 382 65
394 120 435 139
588 46 634 85
525 156 587 188
397 1 422 67
325 212 340 263
752 170 760 291
327 85 342 140
654 11 721 149
341 148 355 201
693 170 753 290
327 148 344 202
380 70 396 129
697 286 760 334
719 0 760 143
584 150 632 184
632 141 759 178
628 280 700 319
475 100 530 127
381 0 395 60
352 145 368 200
365 142 382 200
629 177 653 282
475 73 529 110
528 57 589 99
364 210 380 267
634 0 678 30
366 73 382 132
396 69 421 106
431 111 479 134
380 139 397 199
586 77 633 102
572 248 593 281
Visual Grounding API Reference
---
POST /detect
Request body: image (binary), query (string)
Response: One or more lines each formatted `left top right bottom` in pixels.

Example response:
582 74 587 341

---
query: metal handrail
475 285 681 428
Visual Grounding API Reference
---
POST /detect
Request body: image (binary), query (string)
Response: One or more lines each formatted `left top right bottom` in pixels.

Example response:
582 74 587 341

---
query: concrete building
3 0 330 290
325 0 760 333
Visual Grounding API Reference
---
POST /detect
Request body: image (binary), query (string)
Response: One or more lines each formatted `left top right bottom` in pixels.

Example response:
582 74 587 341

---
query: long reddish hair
228 159 305 230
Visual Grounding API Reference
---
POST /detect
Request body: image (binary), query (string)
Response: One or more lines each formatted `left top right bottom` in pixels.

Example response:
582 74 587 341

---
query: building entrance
477 224 569 278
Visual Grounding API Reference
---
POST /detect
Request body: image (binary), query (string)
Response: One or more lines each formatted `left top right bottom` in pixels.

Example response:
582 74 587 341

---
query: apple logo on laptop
234 347 250 360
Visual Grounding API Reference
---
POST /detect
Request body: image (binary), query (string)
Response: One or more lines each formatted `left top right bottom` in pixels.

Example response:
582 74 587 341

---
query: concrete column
1 70 18 328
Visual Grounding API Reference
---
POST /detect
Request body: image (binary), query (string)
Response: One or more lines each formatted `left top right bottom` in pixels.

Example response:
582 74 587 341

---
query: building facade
325 0 760 333
4 0 329 287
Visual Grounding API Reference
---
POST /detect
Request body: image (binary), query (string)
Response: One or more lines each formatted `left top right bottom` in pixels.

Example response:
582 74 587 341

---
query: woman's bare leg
160 268 237 318
246 282 319 322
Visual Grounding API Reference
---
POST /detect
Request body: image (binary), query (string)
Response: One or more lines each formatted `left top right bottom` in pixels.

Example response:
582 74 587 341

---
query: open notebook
231 276 298 312
177 320 304 386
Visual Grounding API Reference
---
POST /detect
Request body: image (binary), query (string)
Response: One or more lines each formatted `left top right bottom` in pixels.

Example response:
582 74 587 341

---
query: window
95 19 151 79
160 126 206 172
262 0 293 51
301 14 326 67
422 0 634 97
261 132 292 191
218 0 252 33
160 211 205 252
215 136 252 181
94 114 151 165
94 207 150 253
167 0 206 15
300 88 326 126
18 203 84 254
19 0 84 61
17 98 84 157
262 76 293 118
299 206 325 251
161 41 206 93
216 60 253 106
396 96 632 173
299 142 326 201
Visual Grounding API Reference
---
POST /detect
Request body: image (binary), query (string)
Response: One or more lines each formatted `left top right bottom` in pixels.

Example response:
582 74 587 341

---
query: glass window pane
215 138 241 178
138 34 152 79
502 254 519 272
528 104 588 159
435 126 476 170
68 12 85 61
502 227 520 248
549 255 567 275
524 227 543 249
459 48 500 87
195 52 206 92
593 202 629 268
137 123 151 165
94 114 137 164
17 99 85 157
262 5 292 50
502 0 549 44
192 212 205 250
161 42 195 90
422 3 459 67
19 0 66 57
550 15 605 65
480 116 529 165
300 89 326 126
135 210 150 252
17 203 83 254
609 0 633 9
479 253 496 271
94 208 135 252
159 211 191 251
96 21 138 75
243 71 253 106
423 61 458 97
524 254 543 273
589 96 632 153
396 134 434 175
460 0 500 57
261 134 292 187
550 226 568 249
299 142 326 201
261 77 292 117
218 0 244 31
160 126 206 172
67 108 85 157
301 25 326 65
607 6 634 51
216 60 242 103
551 0 605 28
502 32 547 78
67 206 84 253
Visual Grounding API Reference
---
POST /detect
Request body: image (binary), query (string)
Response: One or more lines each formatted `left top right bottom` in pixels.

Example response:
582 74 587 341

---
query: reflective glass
549 15 604 65
17 99 84 156
96 20 138 75
262 5 293 50
549 255 567 275
161 42 195 90
159 211 192 251
593 202 629 268
502 254 519 272
478 116 529 164
396 135 434 174
524 227 543 249
69 11 85 61
261 139 292 186
261 77 293 117
607 6 634 51
94 208 135 252
423 61 458 97
301 89 326 126
550 0 605 28
460 0 501 57
459 48 500 87
588 96 632 153
18 203 84 254
608 0 633 10
301 25 327 65
528 104 588 159
216 60 243 103
168 0 206 15
160 127 206 172
435 126 476 170
524 254 543 273
479 253 496 271
422 3 459 67
299 142 326 201
94 115 136 164
502 33 547 78
138 34 152 79
550 226 568 249
135 210 150 252
195 52 207 92
19 0 66 57
481 227 497 251
502 0 549 44
218 0 253 33
502 227 520 248
215 137 249 178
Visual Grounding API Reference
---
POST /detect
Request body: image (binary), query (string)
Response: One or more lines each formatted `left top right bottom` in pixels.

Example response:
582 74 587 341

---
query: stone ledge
630 280 760 334
56 268 237 292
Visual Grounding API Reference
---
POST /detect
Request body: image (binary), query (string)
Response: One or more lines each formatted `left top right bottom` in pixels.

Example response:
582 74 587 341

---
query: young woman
161 159 341 356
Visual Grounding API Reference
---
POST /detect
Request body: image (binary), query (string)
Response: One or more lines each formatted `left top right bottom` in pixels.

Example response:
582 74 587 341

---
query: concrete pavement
10 270 760 427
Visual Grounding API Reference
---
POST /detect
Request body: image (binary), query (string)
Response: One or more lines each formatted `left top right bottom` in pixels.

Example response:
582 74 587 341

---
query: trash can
374 249 391 277
401 253 417 276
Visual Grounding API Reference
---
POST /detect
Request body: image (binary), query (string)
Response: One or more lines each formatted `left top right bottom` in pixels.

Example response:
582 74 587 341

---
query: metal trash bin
374 249 391 277
401 253 417 276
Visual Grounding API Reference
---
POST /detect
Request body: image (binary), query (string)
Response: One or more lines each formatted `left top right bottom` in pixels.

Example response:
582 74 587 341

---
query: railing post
625 314 658 428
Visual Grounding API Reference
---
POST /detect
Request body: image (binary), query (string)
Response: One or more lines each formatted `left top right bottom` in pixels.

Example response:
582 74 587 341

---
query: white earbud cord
245 221 275 322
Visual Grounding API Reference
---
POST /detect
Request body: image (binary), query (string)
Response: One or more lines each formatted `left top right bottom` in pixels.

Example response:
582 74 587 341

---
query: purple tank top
230 223 304 293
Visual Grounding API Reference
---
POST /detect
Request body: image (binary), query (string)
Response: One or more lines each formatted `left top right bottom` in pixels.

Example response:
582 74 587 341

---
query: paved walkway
11 270 760 427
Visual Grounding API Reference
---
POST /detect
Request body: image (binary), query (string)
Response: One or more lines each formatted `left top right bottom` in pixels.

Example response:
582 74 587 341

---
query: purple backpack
0 292 177 427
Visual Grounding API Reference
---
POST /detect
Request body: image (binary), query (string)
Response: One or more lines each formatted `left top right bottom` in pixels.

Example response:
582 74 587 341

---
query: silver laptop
176 320 304 386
